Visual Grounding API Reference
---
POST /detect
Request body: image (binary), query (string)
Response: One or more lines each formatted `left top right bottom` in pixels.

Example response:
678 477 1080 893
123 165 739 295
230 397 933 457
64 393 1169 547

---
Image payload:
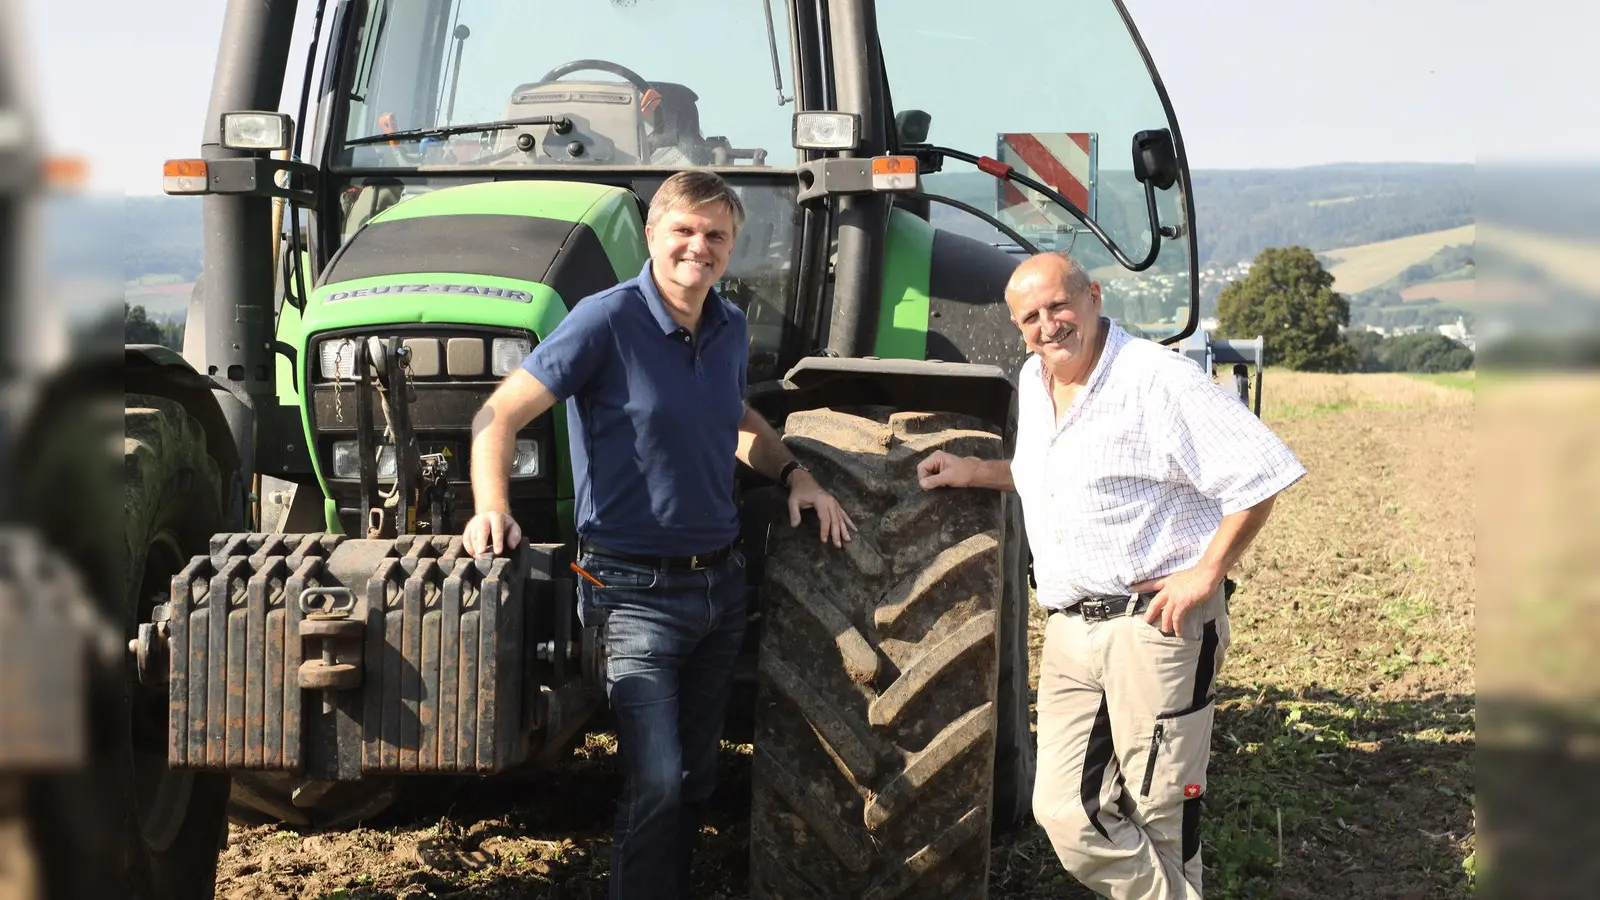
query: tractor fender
123 345 242 480
757 356 1018 432
122 347 252 532
14 348 236 495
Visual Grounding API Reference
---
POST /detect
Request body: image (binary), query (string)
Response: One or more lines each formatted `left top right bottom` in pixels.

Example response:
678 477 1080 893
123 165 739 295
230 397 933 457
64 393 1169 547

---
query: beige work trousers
1033 587 1230 899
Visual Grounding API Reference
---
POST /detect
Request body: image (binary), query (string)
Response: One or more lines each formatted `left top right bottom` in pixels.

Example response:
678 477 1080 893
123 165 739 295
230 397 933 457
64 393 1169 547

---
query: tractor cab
278 0 1202 461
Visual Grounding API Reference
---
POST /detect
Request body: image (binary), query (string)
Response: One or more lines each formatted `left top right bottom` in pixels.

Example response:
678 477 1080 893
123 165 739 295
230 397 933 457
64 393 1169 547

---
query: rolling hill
1322 224 1476 294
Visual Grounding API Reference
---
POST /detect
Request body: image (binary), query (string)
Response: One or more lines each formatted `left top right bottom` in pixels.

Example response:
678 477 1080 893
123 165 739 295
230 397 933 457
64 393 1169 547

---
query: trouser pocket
1137 699 1216 805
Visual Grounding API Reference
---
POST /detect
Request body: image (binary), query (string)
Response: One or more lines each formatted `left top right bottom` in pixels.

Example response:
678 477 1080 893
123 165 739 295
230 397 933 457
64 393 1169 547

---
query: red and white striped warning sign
995 132 1097 233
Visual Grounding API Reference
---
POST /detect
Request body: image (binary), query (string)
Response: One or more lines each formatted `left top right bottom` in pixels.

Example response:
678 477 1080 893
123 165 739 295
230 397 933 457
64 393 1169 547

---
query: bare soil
215 371 1476 900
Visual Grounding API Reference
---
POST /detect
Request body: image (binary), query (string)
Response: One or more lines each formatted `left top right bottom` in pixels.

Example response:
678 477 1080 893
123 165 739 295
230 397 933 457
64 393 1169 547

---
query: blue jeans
575 548 749 900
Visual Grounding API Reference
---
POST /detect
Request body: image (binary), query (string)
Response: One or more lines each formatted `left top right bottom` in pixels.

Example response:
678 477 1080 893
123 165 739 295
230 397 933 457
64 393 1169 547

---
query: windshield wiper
346 114 573 148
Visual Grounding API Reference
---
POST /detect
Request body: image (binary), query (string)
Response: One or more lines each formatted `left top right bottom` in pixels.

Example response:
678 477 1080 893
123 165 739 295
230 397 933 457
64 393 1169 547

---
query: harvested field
1323 225 1476 294
215 371 1476 900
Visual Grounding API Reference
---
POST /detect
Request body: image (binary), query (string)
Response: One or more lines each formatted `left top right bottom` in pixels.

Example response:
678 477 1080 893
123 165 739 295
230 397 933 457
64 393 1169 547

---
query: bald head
1005 251 1104 383
1006 252 1090 307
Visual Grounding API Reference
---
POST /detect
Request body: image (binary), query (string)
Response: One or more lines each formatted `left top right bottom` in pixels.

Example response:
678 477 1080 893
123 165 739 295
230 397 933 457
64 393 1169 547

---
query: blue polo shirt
520 261 748 556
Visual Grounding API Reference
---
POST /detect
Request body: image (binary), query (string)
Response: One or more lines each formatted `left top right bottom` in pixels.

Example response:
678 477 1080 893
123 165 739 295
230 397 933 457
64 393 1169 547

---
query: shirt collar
1036 317 1131 397
637 259 727 337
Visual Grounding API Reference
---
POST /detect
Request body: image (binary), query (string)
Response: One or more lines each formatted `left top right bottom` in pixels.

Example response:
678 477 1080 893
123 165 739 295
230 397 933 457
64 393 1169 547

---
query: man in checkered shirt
918 252 1305 898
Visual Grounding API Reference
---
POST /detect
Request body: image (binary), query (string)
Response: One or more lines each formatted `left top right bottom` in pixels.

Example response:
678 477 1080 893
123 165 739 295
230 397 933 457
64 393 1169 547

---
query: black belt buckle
689 553 708 571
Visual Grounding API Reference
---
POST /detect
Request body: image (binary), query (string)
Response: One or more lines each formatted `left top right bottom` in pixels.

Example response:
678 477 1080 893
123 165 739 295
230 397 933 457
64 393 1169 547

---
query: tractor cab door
878 0 1199 342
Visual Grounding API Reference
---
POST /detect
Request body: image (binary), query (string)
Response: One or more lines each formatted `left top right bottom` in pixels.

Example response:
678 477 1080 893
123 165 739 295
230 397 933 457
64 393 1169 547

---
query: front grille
312 326 534 383
305 325 551 490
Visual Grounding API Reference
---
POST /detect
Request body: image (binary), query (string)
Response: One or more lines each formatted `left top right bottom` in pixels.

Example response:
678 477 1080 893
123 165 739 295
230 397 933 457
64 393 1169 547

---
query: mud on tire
118 393 232 898
751 408 1008 899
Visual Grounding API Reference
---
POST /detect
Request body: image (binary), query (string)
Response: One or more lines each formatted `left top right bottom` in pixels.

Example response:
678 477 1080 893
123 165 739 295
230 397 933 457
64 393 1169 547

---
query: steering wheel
538 59 654 96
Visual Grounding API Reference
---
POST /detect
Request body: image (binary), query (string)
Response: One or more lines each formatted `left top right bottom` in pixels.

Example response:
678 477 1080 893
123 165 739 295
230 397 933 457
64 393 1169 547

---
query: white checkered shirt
1011 319 1306 609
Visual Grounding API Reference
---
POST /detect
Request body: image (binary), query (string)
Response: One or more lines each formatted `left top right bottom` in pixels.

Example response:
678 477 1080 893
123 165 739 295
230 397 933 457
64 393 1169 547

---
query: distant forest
1187 164 1472 266
125 195 204 282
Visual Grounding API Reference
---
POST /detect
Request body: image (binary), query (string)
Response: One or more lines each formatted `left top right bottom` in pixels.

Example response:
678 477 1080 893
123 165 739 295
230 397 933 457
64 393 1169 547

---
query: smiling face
644 200 736 298
1005 254 1104 381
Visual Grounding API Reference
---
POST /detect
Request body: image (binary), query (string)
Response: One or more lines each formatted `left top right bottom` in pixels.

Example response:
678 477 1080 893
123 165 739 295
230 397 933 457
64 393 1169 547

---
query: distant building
1437 316 1474 351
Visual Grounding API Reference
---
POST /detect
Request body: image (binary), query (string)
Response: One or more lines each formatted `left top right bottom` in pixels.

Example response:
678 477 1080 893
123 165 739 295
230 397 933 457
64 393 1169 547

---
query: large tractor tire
12 390 232 898
115 393 233 897
991 498 1036 831
751 408 1009 899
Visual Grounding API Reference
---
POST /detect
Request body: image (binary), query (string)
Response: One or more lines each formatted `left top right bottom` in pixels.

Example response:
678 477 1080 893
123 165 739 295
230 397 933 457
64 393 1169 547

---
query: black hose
901 192 1040 255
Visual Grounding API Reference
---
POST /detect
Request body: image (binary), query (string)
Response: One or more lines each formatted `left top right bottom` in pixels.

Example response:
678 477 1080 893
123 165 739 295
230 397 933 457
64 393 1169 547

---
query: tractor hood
301 180 648 336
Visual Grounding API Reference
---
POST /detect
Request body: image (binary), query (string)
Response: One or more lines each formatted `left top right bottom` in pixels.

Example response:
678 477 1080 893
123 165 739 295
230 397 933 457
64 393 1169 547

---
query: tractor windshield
337 0 794 169
880 0 1197 340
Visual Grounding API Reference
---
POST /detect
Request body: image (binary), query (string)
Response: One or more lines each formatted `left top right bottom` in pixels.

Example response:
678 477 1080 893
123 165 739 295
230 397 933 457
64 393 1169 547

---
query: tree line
124 303 185 352
1214 246 1472 374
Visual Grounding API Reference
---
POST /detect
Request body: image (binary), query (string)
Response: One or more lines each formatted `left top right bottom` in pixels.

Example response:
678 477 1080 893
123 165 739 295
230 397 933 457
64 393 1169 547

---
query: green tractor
124 0 1208 895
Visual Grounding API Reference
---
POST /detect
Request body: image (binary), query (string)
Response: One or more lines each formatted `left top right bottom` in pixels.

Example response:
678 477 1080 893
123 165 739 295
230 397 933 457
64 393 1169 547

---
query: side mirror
1131 129 1178 191
895 109 931 145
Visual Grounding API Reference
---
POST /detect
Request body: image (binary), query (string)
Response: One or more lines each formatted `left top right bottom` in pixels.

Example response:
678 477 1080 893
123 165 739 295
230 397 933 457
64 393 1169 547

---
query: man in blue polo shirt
463 171 853 899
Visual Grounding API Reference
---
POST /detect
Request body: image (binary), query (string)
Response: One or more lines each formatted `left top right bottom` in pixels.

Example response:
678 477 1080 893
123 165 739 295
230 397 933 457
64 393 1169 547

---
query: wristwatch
778 459 809 490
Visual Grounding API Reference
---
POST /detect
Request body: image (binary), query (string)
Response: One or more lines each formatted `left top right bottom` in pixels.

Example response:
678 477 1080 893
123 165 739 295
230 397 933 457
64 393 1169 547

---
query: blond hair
646 170 746 234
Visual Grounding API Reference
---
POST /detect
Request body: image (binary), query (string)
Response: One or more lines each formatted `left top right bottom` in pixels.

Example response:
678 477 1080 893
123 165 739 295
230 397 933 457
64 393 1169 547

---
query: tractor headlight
221 111 293 151
331 441 395 479
792 112 860 150
511 439 540 477
491 338 533 376
320 339 358 379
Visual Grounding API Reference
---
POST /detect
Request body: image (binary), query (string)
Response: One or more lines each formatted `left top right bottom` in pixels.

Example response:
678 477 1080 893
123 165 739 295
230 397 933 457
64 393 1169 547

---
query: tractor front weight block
159 533 558 781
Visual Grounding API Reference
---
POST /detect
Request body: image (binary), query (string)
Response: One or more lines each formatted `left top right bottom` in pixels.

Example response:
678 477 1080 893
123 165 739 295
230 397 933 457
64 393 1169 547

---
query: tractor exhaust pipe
824 0 890 359
196 0 300 484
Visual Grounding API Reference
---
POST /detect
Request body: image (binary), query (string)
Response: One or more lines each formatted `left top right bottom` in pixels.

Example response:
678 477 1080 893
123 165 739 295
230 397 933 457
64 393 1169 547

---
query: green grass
1270 397 1413 421
1406 372 1476 391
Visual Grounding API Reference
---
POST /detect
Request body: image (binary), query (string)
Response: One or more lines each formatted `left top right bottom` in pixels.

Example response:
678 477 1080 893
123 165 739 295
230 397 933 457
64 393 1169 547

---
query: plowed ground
216 372 1476 900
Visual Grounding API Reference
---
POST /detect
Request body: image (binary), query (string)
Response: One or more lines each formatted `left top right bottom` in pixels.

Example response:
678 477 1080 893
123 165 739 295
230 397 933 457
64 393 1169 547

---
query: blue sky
20 0 1590 196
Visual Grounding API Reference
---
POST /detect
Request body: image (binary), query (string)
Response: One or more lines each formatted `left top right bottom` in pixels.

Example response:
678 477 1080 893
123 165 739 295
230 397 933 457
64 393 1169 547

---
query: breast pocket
1072 427 1160 513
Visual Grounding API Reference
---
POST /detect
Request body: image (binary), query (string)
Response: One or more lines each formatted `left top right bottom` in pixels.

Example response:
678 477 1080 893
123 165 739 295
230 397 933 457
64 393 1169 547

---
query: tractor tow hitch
296 587 363 711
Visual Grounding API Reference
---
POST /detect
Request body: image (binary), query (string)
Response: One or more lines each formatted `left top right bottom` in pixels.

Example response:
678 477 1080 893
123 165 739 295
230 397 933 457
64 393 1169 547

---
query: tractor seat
644 82 711 166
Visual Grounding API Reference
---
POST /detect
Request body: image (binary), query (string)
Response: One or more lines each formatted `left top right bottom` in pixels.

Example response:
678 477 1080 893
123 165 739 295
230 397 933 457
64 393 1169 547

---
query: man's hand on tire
917 450 976 490
786 469 857 548
463 510 523 557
